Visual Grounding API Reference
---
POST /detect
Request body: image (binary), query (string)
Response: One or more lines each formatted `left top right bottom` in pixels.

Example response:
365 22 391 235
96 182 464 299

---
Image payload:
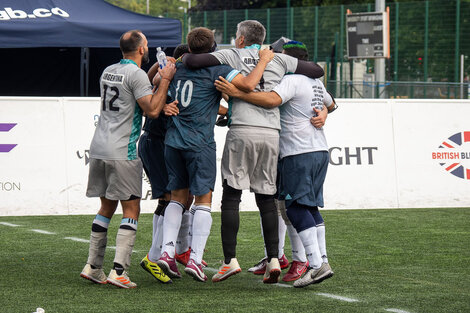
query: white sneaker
106 269 137 289
212 258 242 283
80 264 107 284
293 263 334 288
247 257 267 274
263 258 281 284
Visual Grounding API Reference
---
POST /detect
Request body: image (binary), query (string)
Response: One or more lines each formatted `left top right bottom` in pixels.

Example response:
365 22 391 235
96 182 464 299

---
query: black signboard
346 11 389 59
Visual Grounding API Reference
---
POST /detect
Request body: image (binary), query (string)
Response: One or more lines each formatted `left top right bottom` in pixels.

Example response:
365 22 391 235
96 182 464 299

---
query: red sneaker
184 259 207 282
176 248 208 267
156 252 181 278
279 254 290 270
282 260 309 282
175 249 191 266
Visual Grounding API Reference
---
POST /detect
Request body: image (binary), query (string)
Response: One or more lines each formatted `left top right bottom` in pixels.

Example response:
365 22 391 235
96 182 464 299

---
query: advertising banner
1 97 469 216
0 97 68 215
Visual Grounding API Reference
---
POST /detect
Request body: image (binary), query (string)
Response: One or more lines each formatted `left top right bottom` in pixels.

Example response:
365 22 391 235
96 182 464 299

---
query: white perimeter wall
0 97 469 216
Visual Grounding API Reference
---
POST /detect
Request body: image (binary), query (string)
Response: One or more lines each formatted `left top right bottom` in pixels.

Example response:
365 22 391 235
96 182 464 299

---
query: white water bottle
156 47 167 69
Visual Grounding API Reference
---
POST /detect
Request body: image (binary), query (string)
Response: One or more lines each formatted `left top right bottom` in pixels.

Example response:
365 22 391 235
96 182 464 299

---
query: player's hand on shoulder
164 100 179 116
167 56 176 64
259 48 274 63
159 62 176 81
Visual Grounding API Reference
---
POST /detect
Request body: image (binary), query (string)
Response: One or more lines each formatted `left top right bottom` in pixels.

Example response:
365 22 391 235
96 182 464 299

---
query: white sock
278 214 287 258
176 210 191 254
298 227 322 269
160 201 184 258
152 213 159 240
149 213 164 262
316 223 328 263
188 205 195 249
189 205 212 265
286 224 307 263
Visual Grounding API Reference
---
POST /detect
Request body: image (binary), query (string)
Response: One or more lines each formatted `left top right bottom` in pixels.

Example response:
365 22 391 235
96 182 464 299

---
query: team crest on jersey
432 131 470 180
102 72 124 84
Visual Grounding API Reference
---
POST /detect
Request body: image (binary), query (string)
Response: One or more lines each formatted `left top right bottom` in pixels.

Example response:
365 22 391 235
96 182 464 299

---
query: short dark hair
119 30 143 54
187 27 214 54
173 44 189 59
237 20 266 46
282 40 309 61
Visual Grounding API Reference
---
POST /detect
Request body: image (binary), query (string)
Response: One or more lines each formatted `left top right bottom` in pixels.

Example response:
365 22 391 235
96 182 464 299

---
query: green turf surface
1 208 469 313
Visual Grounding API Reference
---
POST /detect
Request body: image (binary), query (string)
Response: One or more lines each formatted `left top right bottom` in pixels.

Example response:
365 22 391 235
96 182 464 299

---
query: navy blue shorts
165 145 216 196
138 132 169 199
278 151 329 208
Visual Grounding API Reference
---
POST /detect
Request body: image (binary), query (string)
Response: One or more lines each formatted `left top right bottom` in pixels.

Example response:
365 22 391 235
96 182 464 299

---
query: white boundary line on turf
0 222 21 227
203 267 218 273
63 237 138 253
65 237 89 243
385 309 412 313
31 229 56 235
316 293 360 303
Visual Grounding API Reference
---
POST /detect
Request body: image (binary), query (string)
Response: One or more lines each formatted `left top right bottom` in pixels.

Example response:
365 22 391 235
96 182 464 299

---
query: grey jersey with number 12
211 47 297 130
90 60 153 160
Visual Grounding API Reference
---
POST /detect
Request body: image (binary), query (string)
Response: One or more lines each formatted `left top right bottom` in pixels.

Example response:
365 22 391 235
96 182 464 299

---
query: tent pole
80 47 90 97
85 48 90 97
80 48 85 96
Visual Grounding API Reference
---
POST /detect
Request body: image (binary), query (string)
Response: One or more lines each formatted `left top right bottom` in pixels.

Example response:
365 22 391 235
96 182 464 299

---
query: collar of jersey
243 44 261 50
120 59 138 66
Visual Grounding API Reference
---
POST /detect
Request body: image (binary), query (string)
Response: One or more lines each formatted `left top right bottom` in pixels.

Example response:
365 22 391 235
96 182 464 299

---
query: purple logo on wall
0 123 17 153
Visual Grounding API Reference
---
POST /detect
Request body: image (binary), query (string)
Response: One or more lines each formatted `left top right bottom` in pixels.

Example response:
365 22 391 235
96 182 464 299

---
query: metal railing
325 81 470 99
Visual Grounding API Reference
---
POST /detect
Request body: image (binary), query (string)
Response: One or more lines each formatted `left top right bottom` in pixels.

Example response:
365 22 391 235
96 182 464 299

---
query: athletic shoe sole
106 278 136 289
80 272 107 284
184 267 207 282
156 259 181 278
212 268 242 283
140 260 173 284
263 269 281 284
293 269 334 288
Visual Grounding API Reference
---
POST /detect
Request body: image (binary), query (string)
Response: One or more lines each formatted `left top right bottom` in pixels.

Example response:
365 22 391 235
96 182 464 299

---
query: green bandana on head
282 40 307 51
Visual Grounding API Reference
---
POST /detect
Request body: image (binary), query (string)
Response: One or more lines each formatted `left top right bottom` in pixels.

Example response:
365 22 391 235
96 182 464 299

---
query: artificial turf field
1 208 469 313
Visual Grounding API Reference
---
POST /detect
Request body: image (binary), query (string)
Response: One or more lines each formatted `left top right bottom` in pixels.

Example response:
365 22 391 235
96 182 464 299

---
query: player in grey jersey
80 30 175 288
183 20 324 284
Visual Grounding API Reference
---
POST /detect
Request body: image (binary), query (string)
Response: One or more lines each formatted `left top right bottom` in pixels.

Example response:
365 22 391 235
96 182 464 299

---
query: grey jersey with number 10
211 47 298 130
89 60 153 160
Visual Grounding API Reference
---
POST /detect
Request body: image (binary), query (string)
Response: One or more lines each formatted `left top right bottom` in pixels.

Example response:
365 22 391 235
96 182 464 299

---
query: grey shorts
86 158 143 201
221 126 279 195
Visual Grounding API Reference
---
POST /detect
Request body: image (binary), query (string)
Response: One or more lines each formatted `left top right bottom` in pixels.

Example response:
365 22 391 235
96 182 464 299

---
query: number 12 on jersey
102 84 120 111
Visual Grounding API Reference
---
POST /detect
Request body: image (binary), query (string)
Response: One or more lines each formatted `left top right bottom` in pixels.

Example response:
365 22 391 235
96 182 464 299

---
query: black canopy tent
0 0 181 96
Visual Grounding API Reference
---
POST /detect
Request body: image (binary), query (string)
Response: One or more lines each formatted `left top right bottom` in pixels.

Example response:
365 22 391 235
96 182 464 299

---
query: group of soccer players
80 19 336 289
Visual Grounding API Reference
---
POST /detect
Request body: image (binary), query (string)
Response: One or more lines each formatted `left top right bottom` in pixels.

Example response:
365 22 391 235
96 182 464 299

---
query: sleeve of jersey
132 69 153 100
211 50 235 67
277 53 298 74
224 69 240 82
273 76 296 104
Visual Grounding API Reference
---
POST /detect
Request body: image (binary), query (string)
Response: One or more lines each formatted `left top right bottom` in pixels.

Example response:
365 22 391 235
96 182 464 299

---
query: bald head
119 30 149 66
120 30 145 54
